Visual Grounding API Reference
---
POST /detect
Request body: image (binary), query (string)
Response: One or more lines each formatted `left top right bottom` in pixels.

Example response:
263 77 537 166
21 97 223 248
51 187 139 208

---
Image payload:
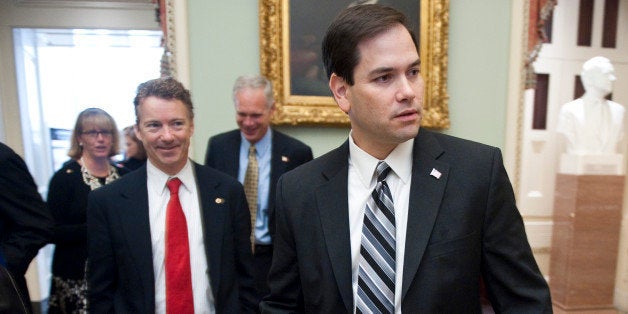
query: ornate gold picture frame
259 0 450 128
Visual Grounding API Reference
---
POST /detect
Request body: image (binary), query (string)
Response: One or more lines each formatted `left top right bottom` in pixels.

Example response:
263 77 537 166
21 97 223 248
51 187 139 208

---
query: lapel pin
430 168 442 179
281 156 289 162
215 198 224 204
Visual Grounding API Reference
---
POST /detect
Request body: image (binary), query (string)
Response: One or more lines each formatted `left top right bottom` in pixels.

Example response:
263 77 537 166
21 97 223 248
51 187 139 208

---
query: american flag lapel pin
430 168 442 179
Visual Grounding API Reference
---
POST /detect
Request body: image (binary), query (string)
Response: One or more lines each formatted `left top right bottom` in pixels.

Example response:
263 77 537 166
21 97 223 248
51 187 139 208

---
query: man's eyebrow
367 59 421 77
409 59 421 68
368 67 394 77
236 111 263 115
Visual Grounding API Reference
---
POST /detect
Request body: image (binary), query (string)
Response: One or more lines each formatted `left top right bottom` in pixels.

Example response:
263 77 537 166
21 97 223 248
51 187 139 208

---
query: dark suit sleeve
268 138 313 242
260 175 302 313
47 168 87 245
481 149 552 312
86 190 116 313
0 146 52 275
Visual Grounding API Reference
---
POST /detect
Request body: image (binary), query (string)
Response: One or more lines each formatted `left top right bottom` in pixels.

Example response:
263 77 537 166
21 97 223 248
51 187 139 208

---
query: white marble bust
556 56 625 155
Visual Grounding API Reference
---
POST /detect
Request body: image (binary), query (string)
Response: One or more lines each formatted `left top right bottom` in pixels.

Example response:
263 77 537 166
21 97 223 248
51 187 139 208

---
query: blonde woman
120 125 147 171
47 108 127 314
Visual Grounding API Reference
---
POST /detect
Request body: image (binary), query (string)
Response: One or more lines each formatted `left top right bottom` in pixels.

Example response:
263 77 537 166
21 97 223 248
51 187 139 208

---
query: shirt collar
241 128 272 157
348 131 414 187
146 158 195 195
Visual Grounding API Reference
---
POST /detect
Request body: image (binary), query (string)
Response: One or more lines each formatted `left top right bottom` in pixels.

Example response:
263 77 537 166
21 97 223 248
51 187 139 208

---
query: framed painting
259 0 450 128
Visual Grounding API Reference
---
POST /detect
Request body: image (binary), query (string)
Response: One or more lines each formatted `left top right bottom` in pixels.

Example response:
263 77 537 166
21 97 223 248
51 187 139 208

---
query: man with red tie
87 77 257 313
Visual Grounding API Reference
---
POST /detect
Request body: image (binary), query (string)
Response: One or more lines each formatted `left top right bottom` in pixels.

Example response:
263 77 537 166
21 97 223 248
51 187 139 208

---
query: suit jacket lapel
314 133 450 308
401 130 449 301
316 142 353 313
118 168 155 311
193 163 226 298
224 131 241 178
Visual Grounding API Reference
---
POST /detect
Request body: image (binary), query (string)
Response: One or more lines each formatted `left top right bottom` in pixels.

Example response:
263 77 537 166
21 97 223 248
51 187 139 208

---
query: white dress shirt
146 159 214 314
348 134 413 314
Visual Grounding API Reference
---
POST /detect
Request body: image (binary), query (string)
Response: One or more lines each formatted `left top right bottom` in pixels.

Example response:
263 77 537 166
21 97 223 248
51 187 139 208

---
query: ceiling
15 0 154 9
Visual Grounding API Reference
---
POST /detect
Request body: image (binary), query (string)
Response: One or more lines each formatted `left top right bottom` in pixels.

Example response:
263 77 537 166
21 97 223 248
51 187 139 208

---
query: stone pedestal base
615 213 628 312
550 174 624 311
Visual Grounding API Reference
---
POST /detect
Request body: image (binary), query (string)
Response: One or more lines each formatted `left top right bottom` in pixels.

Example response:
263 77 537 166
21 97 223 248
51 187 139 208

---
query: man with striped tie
261 4 551 313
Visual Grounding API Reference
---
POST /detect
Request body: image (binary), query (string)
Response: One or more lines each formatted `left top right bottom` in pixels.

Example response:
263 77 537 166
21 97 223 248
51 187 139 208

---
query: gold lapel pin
281 156 289 162
215 198 225 204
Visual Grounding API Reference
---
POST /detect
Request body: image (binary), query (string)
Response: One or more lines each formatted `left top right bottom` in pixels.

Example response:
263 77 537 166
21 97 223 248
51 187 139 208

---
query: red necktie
165 178 194 313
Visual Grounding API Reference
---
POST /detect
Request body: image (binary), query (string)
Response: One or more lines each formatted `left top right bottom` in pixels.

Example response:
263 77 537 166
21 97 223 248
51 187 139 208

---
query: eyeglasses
82 130 113 138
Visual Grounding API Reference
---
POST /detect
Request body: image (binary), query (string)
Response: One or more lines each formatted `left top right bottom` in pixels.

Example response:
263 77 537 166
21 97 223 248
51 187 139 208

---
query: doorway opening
13 27 163 308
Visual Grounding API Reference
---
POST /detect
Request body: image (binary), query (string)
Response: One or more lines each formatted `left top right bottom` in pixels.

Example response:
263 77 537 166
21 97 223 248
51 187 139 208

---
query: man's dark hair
133 77 194 122
322 4 418 85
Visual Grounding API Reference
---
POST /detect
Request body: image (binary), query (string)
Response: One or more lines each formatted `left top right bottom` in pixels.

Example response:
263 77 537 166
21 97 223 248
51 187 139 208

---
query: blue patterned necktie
356 161 395 314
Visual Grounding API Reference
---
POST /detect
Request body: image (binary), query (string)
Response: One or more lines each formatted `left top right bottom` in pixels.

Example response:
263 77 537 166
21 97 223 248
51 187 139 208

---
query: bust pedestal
550 157 624 310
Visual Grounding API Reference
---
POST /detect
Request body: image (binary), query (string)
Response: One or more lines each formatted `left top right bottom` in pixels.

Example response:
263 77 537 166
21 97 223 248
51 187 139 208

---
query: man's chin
398 126 419 141
155 153 181 164
153 157 187 173
244 134 260 143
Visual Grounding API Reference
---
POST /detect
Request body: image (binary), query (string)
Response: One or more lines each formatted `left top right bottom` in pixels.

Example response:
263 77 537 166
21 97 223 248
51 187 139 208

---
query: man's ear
329 73 350 114
134 124 142 141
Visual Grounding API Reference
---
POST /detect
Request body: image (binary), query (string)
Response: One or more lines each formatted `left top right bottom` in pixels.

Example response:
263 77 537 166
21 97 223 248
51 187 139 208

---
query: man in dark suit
205 75 313 298
0 142 52 314
88 77 257 313
260 5 552 313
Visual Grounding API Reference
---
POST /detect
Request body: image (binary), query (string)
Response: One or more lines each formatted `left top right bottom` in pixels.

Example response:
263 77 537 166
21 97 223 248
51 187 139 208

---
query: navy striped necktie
356 161 395 313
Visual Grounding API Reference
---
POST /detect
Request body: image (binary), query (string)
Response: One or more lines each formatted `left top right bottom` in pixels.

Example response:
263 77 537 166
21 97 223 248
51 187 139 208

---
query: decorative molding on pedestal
559 154 625 176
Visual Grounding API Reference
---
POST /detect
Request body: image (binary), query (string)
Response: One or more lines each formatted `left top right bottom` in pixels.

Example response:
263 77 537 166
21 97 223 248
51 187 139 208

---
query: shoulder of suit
0 145 19 167
420 129 497 156
210 129 240 140
0 142 14 159
207 129 240 148
53 159 81 177
112 162 130 176
89 168 143 198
